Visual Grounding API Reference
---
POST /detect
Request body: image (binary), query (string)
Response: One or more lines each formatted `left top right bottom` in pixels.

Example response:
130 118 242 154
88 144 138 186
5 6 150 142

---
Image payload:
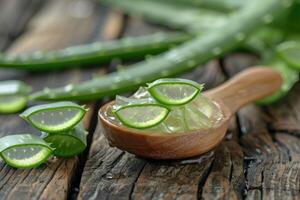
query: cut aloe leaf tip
20 101 87 133
147 78 203 105
0 80 31 113
0 134 53 169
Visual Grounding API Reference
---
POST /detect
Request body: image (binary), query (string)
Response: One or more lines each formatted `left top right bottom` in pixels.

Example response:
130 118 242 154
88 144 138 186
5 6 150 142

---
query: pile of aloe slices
0 101 88 168
111 78 223 133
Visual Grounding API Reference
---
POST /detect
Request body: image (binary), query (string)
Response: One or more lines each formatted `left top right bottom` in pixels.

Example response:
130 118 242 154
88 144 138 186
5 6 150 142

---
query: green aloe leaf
276 41 300 69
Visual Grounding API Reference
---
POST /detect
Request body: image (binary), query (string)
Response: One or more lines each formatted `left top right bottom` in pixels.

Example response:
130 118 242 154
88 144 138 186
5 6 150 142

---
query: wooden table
1 0 300 199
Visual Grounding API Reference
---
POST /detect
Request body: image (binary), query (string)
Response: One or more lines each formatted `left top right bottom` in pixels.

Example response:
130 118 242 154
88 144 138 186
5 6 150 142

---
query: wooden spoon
99 67 282 159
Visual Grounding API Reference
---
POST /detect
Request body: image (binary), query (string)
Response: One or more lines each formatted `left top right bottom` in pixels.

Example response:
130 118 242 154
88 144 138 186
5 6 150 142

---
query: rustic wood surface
0 0 300 199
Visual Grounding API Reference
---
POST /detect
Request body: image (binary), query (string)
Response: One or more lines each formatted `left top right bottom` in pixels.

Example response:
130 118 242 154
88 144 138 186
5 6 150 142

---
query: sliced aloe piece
0 134 53 168
113 98 170 129
20 101 87 133
42 125 87 157
277 41 300 69
147 78 203 106
0 80 31 113
0 95 28 113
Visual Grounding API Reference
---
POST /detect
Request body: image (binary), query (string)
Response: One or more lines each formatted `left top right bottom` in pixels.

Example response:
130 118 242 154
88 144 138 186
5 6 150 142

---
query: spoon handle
204 66 282 114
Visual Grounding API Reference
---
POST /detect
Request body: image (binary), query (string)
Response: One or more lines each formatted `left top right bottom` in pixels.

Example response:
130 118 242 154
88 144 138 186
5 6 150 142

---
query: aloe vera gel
109 78 223 133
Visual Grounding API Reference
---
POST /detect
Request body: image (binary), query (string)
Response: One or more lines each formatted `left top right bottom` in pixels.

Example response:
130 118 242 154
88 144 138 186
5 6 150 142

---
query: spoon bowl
99 66 282 159
99 100 230 159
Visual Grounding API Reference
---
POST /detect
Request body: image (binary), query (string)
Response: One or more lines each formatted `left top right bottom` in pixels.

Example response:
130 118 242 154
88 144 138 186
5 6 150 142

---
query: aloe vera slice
113 98 170 129
42 125 87 157
147 78 203 106
0 80 31 113
0 134 53 168
20 101 87 133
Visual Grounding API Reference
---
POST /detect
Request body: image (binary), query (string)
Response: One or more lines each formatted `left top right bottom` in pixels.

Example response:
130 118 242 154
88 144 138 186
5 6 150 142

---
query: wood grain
224 53 300 200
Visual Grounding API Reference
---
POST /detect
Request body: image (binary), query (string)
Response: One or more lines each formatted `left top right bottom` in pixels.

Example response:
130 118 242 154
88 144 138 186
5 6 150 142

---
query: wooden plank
266 83 300 133
223 53 300 199
0 0 121 199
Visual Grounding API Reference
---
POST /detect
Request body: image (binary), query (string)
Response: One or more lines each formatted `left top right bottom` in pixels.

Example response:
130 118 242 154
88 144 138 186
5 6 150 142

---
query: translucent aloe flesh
149 95 223 133
0 80 31 113
147 78 204 105
109 86 223 133
43 125 87 157
113 99 170 129
20 101 87 133
31 0 293 101
0 134 53 168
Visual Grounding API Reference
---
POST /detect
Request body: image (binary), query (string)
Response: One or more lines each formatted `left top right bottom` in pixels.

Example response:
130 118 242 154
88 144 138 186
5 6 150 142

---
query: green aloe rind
31 0 293 101
147 78 204 105
0 80 31 113
101 0 229 32
168 0 244 12
276 41 300 69
0 33 190 71
257 57 299 104
42 125 87 157
112 98 170 129
0 134 53 168
0 0 239 72
20 101 87 133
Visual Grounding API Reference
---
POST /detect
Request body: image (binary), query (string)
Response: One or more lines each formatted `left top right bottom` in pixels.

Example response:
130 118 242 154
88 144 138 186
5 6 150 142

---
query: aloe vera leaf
0 134 53 168
101 0 229 32
0 33 190 71
31 0 294 101
0 0 236 72
276 41 300 69
257 57 299 104
167 0 244 12
42 125 87 157
242 27 285 54
20 101 87 133
0 80 31 113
